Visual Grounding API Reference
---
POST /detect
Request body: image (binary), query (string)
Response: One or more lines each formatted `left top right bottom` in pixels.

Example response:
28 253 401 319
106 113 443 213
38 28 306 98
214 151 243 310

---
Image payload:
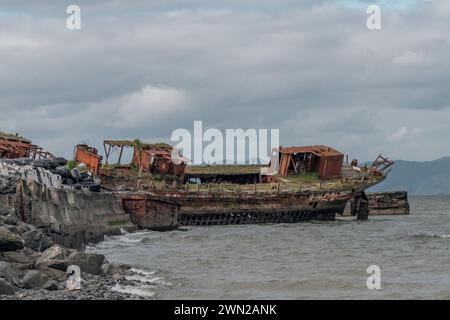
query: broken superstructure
73 139 394 225
1 129 397 234
0 132 181 238
0 131 53 160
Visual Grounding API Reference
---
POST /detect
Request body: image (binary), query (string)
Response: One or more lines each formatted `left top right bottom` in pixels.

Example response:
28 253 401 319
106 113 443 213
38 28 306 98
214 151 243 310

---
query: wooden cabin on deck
276 145 344 180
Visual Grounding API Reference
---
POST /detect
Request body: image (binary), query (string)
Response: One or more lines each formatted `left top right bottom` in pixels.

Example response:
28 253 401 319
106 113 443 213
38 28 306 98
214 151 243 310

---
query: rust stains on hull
120 193 181 231
152 188 354 226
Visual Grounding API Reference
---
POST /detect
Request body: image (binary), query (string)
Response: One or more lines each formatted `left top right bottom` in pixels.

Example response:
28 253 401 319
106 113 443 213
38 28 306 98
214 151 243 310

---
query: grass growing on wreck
287 173 319 183
67 160 77 169
98 163 384 194
108 219 130 226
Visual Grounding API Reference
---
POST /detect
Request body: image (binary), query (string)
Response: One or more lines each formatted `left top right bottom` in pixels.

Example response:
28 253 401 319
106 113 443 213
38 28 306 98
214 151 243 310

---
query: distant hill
368 156 450 195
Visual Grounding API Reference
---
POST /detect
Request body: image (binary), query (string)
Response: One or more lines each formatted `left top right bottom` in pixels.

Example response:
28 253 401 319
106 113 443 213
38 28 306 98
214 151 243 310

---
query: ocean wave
126 268 174 287
111 284 156 298
408 233 450 240
110 267 174 298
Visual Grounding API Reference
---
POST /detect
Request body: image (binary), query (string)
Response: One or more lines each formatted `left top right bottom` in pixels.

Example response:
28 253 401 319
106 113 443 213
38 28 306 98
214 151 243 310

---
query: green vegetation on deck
100 163 384 194
185 165 263 175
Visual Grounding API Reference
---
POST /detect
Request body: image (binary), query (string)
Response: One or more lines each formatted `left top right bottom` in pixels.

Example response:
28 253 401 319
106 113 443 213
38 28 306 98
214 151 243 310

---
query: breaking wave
111 268 173 298
111 284 156 298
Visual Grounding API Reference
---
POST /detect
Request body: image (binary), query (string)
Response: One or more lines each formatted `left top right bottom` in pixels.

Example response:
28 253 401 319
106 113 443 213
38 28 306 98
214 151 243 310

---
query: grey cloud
0 0 449 161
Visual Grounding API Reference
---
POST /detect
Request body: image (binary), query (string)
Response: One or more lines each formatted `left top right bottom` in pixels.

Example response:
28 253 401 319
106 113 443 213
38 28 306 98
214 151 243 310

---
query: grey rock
67 252 105 275
22 270 48 289
57 281 67 290
0 225 24 251
0 261 20 286
42 279 58 291
40 267 67 282
0 278 16 295
2 250 36 264
17 221 36 234
35 244 70 271
4 214 18 226
43 259 68 271
4 224 19 234
70 168 81 180
0 203 8 216
20 247 39 257
38 244 70 261
23 229 53 252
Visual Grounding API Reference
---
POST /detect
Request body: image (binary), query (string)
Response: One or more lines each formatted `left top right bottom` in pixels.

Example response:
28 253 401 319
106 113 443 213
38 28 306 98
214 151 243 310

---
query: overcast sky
1 0 449 162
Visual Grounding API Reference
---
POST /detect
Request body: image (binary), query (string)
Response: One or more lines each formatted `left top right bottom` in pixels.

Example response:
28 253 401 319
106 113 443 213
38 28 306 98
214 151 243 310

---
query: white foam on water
118 237 142 244
126 268 173 287
129 268 157 277
111 284 156 298
441 234 450 238
126 275 173 286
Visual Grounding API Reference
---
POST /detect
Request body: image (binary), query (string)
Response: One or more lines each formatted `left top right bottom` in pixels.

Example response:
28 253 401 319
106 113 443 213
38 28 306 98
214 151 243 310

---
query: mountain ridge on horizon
368 155 450 196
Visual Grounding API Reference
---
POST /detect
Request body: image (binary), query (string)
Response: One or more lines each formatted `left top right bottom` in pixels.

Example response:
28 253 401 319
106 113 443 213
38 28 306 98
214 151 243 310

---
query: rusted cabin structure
132 147 188 175
103 140 188 175
0 132 52 159
277 145 344 180
0 133 32 159
74 144 103 173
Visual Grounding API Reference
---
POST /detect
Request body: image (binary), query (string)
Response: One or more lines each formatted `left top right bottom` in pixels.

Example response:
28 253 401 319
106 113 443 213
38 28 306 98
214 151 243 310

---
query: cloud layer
1 0 450 161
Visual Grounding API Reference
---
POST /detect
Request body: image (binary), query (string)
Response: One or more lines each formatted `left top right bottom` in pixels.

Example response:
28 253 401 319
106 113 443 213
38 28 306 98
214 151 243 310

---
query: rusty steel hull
120 194 180 231
152 188 355 226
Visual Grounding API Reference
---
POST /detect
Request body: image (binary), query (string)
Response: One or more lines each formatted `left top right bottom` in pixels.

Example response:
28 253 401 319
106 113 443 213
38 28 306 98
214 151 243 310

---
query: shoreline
0 208 153 300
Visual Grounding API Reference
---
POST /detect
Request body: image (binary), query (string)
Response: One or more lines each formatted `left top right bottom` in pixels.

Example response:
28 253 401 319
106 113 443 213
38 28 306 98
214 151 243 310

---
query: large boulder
0 225 24 251
22 270 48 289
23 229 53 252
0 261 20 286
35 244 71 271
67 252 105 275
3 224 19 234
42 279 58 291
40 267 67 282
17 221 36 234
0 278 16 295
1 250 37 265
0 203 8 216
3 214 18 226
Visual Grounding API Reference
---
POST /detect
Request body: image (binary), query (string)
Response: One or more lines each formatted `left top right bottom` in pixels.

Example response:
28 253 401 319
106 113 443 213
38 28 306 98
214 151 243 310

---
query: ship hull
120 194 181 230
152 188 355 226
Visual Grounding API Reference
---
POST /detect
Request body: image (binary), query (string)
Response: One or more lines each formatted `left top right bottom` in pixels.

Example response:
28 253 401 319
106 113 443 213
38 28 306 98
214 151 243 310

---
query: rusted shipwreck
73 140 394 226
1 131 396 233
0 133 180 245
345 191 409 216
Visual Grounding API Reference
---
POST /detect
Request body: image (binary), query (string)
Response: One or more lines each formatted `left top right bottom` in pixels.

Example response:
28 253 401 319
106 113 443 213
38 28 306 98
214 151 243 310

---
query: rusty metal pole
118 146 124 164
